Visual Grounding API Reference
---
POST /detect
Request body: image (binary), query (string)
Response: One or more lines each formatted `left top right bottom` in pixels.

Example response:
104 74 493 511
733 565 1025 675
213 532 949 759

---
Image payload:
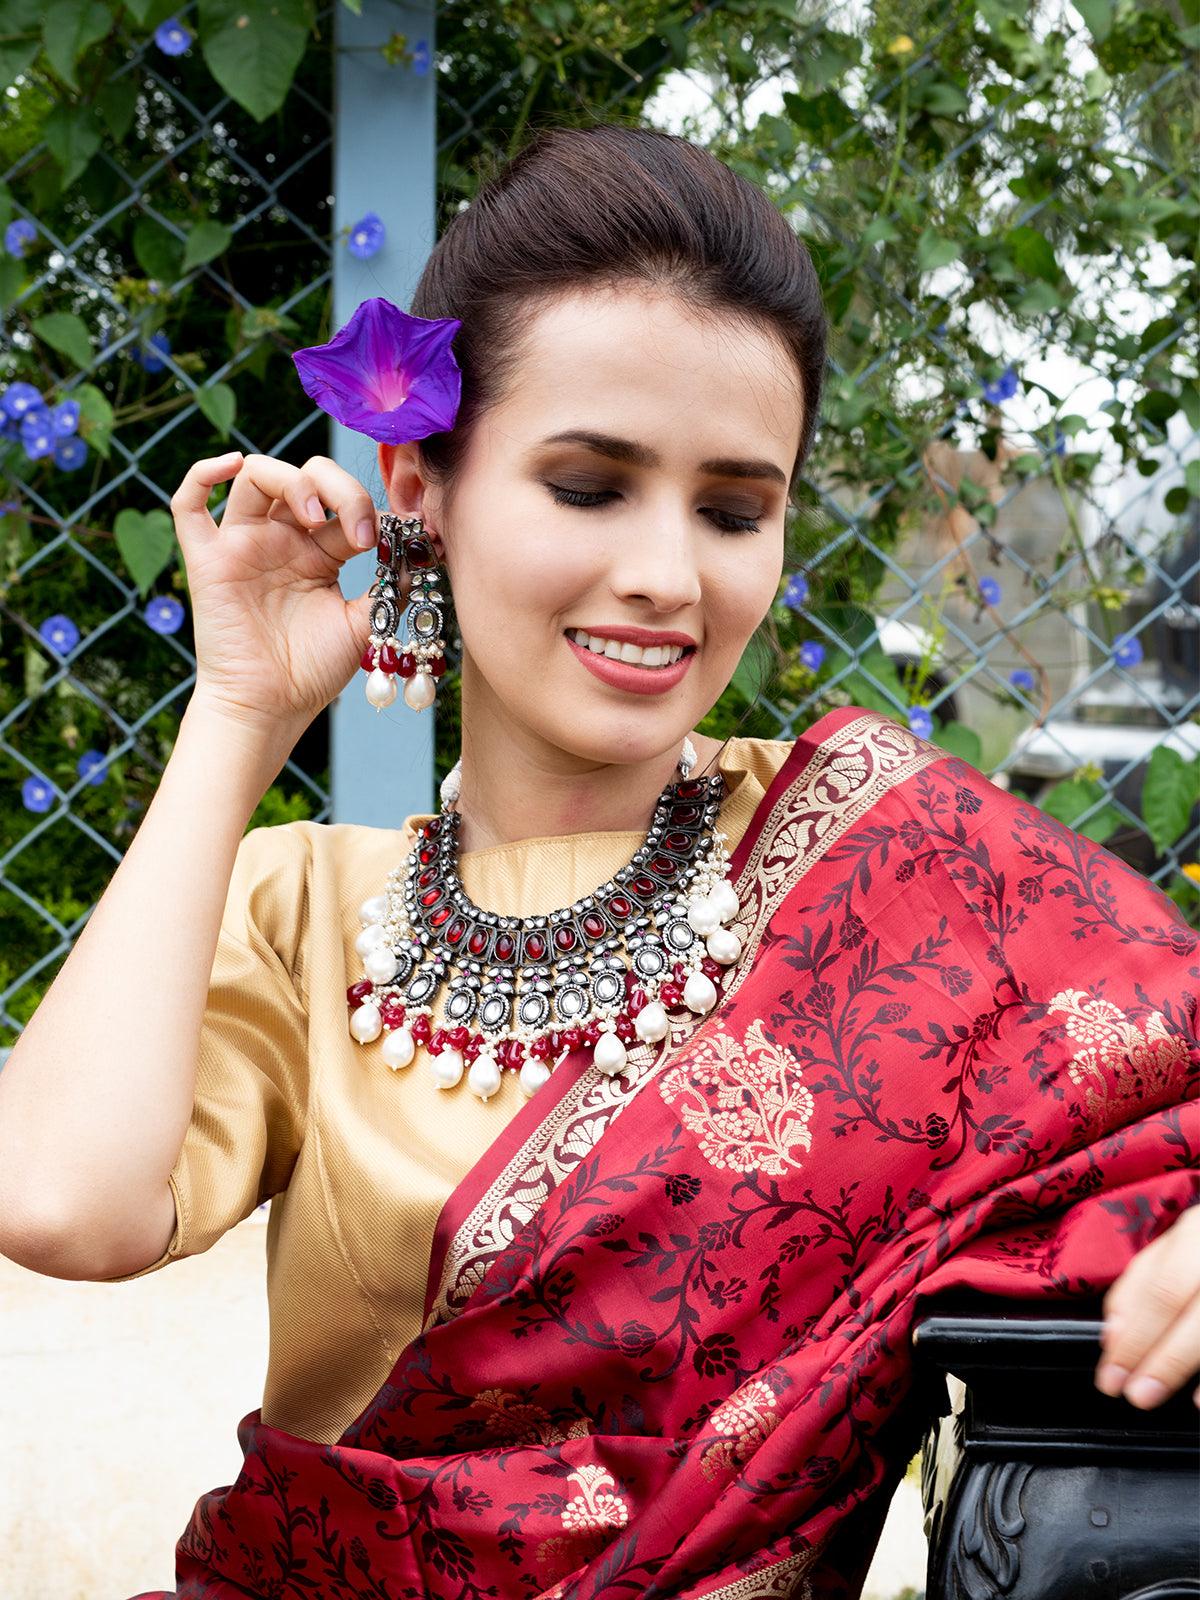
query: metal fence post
330 0 437 828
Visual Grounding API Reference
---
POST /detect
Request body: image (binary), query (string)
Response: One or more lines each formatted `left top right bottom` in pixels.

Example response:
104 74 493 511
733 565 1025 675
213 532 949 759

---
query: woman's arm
0 695 304 1280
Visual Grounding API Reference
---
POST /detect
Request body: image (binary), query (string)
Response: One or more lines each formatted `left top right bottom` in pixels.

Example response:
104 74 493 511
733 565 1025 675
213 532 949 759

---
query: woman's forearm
0 694 305 1278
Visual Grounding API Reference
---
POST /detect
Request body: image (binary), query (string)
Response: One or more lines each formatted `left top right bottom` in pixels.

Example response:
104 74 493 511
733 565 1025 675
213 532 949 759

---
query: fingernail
1124 1375 1167 1408
1095 1363 1129 1395
355 518 376 548
306 496 324 523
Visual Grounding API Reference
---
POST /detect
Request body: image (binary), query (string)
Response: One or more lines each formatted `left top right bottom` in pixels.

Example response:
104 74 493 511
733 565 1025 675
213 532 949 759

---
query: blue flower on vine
21 775 55 814
155 16 193 54
978 576 1001 606
5 219 36 258
799 640 826 671
77 750 110 786
1009 667 1035 692
52 399 80 436
2 382 43 420
144 596 185 635
55 436 88 471
21 410 56 460
411 38 431 74
907 706 933 739
981 365 1019 405
292 297 462 445
135 331 171 372
39 613 80 655
781 573 809 610
1112 632 1143 669
347 213 386 260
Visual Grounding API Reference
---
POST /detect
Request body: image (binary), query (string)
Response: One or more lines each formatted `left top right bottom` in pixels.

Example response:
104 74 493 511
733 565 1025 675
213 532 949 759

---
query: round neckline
404 737 759 862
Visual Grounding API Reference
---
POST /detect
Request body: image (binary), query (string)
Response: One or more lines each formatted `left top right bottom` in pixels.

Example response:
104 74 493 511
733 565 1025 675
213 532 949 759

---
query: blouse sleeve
102 820 312 1282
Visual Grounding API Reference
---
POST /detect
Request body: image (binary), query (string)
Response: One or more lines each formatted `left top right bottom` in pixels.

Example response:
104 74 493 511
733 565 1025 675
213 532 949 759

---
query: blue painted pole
330 0 437 828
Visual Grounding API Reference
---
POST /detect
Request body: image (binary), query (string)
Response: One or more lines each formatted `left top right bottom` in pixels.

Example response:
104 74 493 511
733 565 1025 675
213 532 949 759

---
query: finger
223 453 378 560
1097 1228 1195 1394
1115 1294 1200 1408
169 453 245 543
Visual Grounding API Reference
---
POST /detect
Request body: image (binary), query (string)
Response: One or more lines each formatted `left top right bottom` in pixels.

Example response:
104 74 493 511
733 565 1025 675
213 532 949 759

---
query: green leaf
199 0 314 123
0 0 41 90
0 255 24 310
31 311 92 369
1014 280 1062 315
42 103 102 186
1075 0 1113 42
931 720 982 766
74 382 113 459
41 0 110 91
917 230 961 272
920 81 969 116
182 219 233 272
95 78 138 143
1008 224 1058 283
114 508 177 598
132 216 184 283
862 216 901 246
195 381 236 439
1141 745 1199 853
1040 778 1122 844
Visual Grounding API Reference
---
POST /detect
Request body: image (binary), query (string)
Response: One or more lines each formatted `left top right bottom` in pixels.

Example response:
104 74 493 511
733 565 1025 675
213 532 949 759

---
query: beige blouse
109 737 793 1444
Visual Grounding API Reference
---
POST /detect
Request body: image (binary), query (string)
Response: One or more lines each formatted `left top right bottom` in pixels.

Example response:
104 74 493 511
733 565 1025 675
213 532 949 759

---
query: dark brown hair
410 120 826 496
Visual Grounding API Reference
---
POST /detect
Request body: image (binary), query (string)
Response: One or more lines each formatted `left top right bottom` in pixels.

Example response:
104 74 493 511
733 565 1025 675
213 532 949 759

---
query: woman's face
408 285 803 771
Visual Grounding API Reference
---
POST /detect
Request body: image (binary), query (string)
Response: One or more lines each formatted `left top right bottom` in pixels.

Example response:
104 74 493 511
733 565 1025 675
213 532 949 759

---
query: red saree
131 707 1199 1600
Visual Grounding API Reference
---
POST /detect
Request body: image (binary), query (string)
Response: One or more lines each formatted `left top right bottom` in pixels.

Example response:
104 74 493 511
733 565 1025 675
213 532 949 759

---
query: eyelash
546 484 762 535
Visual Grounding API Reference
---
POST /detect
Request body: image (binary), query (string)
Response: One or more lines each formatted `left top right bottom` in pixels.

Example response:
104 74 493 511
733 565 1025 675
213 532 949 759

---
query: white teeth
567 628 690 668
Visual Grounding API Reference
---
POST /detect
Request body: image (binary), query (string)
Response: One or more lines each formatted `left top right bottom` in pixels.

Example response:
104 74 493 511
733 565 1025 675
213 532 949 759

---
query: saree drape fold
130 708 1199 1600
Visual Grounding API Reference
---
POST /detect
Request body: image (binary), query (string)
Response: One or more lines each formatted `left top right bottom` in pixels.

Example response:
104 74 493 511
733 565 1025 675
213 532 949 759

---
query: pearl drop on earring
404 672 436 712
365 668 397 710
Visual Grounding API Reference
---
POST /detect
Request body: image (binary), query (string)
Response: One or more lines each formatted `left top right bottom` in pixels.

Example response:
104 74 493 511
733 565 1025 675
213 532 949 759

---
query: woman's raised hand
170 451 394 735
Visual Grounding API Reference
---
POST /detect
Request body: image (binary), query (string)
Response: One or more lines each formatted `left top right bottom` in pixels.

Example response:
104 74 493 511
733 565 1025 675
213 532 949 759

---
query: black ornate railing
914 1295 1200 1600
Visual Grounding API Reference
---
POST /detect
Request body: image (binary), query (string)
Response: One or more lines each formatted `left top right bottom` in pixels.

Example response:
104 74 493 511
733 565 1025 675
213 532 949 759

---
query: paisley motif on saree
129 707 1199 1600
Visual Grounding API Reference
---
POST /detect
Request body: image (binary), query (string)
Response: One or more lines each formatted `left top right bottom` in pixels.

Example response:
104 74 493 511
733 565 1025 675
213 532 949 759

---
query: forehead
488 284 803 463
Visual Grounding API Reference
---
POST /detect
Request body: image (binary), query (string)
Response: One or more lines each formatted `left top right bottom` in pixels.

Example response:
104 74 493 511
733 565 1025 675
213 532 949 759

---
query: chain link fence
3 0 1197 1057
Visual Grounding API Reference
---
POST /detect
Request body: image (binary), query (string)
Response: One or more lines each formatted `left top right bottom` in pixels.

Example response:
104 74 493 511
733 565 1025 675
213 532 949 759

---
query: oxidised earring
361 512 447 713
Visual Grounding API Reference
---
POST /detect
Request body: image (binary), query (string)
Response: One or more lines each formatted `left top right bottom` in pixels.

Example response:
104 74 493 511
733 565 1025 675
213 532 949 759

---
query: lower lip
565 635 695 696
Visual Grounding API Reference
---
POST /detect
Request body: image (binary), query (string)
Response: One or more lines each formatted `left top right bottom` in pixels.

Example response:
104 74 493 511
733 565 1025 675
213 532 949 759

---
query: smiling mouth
564 628 693 669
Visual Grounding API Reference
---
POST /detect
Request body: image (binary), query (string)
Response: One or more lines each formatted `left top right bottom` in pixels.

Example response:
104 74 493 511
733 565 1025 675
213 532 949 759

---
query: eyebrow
539 429 789 489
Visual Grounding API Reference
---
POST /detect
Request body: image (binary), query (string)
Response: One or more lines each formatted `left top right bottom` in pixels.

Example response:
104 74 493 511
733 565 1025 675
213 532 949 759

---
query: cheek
706 539 783 654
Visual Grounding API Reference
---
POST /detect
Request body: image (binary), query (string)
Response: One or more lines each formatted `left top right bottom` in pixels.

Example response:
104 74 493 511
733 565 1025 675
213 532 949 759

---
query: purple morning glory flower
77 749 109 785
39 613 80 654
135 331 171 372
799 640 826 671
292 297 463 445
411 37 431 74
347 212 386 260
781 573 809 610
1112 632 1143 669
5 219 37 258
0 499 20 515
155 16 193 54
2 381 43 420
144 595 185 634
1009 667 1035 692
978 576 1001 606
51 399 80 436
21 408 56 460
908 706 933 739
54 435 88 471
1052 428 1066 457
21 775 55 813
981 364 1019 405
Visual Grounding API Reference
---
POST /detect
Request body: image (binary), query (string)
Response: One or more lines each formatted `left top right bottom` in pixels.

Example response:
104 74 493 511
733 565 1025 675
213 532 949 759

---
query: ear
377 440 446 555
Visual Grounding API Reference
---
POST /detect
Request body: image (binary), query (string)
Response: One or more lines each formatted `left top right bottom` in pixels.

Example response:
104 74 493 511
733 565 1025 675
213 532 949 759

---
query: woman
3 123 1193 1599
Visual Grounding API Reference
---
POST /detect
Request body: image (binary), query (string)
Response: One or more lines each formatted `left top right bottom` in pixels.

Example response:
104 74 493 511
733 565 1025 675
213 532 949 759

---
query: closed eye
545 483 762 535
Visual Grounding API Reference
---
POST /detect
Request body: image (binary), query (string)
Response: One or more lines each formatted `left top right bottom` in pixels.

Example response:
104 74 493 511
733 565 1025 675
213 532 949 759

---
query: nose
608 510 703 614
